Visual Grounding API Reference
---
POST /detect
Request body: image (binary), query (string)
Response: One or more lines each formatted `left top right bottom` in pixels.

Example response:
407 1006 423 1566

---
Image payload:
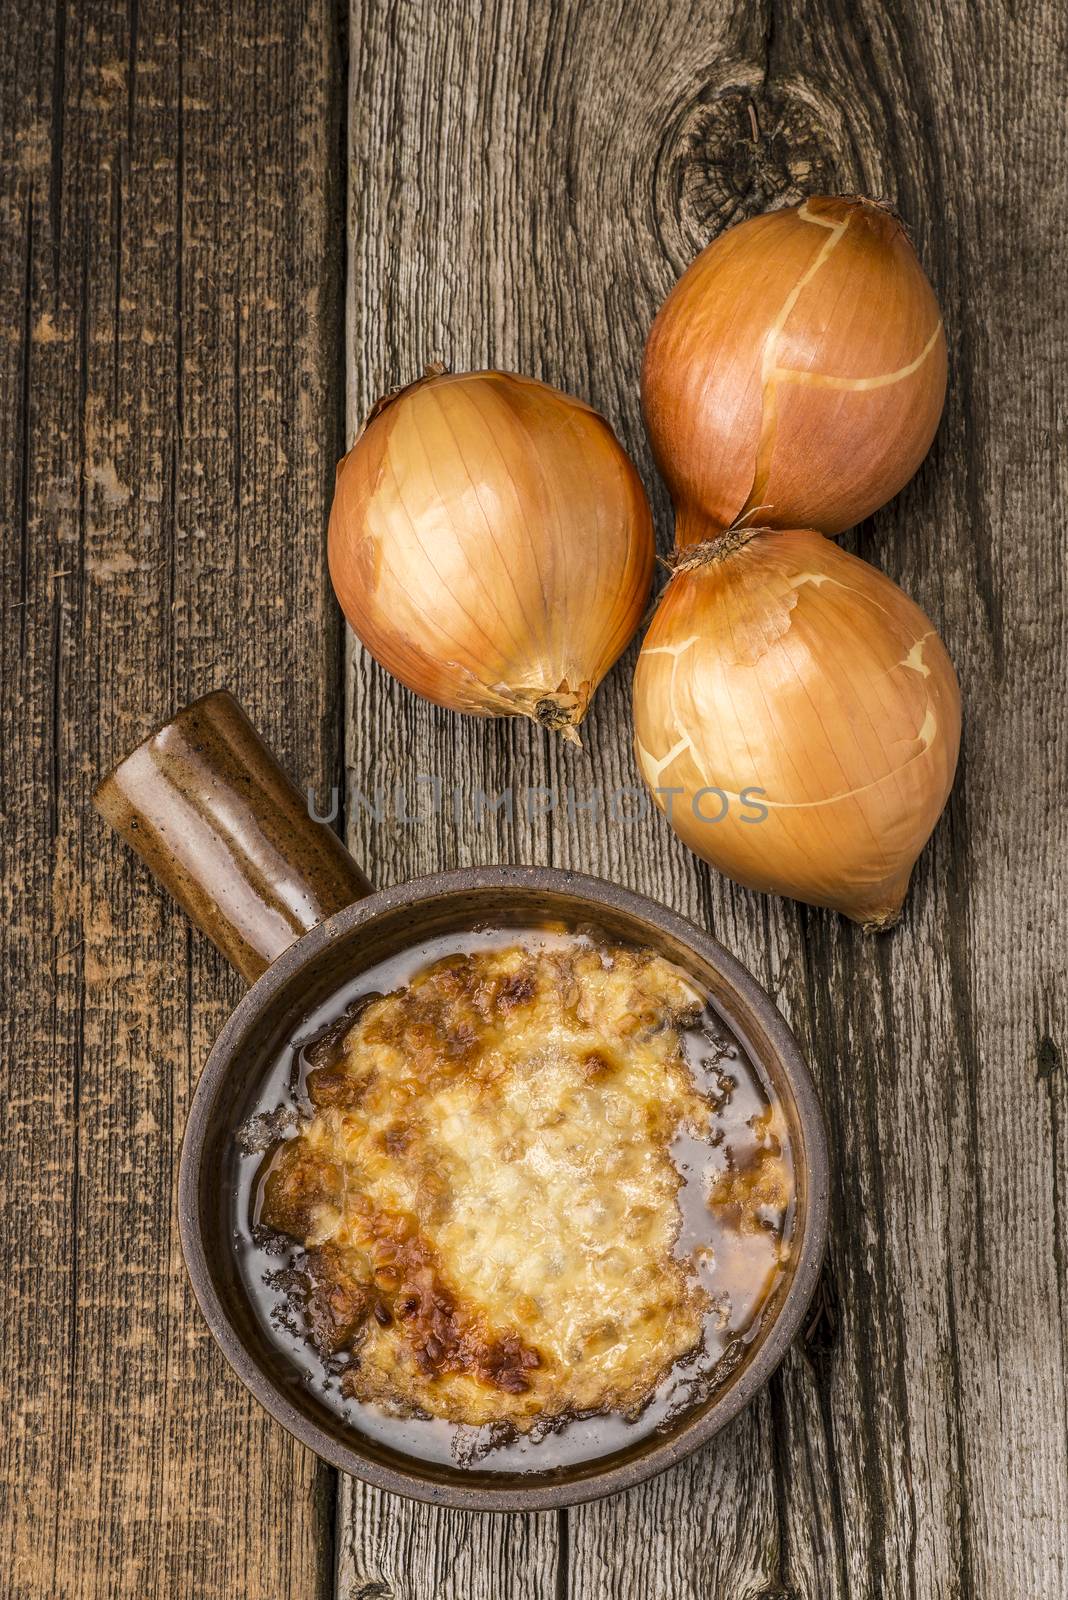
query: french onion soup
234 928 794 1470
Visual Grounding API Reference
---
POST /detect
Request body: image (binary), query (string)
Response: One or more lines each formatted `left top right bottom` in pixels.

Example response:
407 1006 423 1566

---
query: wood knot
802 1263 840 1363
652 80 843 274
1037 1034 1062 1081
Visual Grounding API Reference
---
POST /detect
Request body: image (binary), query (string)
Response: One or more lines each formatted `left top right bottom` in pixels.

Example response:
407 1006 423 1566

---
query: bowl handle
93 690 372 986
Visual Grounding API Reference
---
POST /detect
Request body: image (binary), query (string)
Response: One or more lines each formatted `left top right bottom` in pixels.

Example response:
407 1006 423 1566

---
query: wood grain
0 1 346 1595
338 3 1068 1599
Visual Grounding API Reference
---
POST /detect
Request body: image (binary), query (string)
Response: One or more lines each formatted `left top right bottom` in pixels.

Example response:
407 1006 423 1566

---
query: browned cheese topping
259 941 790 1428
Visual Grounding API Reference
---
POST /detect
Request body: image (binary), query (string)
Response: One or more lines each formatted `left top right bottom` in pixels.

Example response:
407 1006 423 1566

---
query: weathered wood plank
339 3 1068 1600
337 2 779 1594
0 2 346 1595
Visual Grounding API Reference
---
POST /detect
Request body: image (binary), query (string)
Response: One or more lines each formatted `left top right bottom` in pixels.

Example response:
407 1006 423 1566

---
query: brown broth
231 926 795 1473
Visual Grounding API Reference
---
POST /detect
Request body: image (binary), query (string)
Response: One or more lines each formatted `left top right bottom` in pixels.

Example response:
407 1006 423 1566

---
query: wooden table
2 2 1065 1596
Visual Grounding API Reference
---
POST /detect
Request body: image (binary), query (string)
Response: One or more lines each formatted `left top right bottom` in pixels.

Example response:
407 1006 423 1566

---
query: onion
328 369 654 740
642 196 948 541
632 528 961 927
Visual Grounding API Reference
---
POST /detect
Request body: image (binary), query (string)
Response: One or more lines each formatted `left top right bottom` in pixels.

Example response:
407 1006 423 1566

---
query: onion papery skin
642 196 948 541
632 529 961 926
328 370 655 738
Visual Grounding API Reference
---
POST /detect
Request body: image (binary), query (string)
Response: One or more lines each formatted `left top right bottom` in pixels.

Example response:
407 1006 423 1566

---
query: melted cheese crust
261 942 724 1428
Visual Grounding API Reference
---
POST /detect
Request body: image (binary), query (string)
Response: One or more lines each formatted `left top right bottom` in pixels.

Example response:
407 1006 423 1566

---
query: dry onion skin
642 196 948 542
328 369 655 740
632 528 961 927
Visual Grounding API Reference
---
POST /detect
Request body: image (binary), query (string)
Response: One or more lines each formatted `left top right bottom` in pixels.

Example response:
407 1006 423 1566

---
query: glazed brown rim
177 865 828 1510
